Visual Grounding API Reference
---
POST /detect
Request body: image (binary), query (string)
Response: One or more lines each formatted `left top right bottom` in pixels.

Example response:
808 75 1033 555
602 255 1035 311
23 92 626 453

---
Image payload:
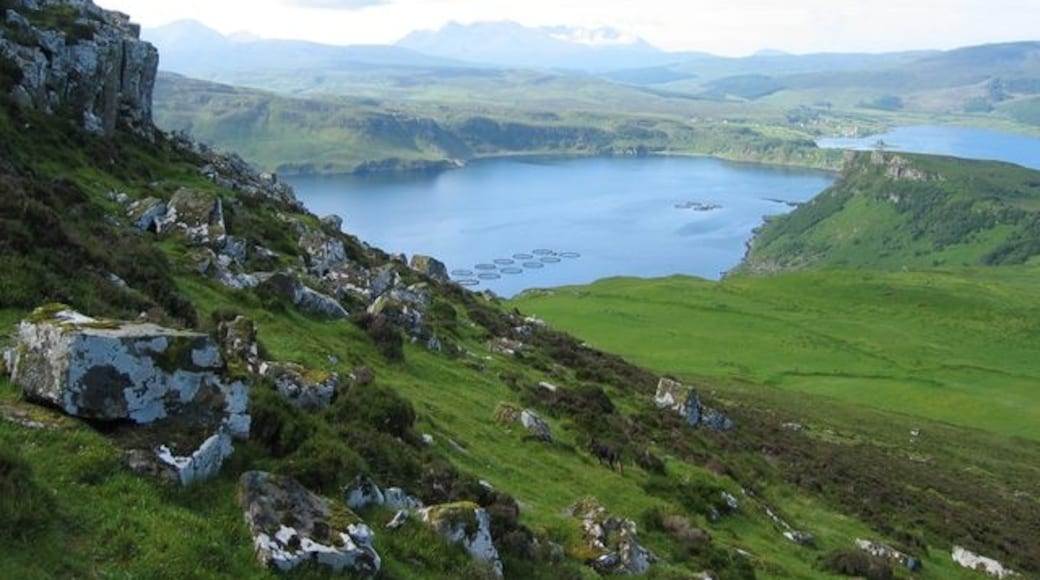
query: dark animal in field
588 440 624 473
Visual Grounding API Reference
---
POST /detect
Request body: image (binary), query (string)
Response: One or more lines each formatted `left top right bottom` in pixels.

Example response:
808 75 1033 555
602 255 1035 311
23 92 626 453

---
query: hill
153 73 840 175
737 151 1040 274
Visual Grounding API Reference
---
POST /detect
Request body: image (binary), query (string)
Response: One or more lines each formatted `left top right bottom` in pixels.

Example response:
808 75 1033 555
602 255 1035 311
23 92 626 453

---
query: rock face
409 254 449 283
0 0 158 135
300 228 348 277
520 409 552 442
568 497 654 575
239 471 380 575
951 546 1017 578
653 377 733 432
9 305 250 485
420 502 502 577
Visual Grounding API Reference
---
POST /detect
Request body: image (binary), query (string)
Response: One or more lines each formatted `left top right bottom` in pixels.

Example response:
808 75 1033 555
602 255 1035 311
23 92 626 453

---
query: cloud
282 0 389 10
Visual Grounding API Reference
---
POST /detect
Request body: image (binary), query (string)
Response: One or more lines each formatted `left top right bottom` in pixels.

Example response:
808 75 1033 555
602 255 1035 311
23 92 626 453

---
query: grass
511 268 1040 440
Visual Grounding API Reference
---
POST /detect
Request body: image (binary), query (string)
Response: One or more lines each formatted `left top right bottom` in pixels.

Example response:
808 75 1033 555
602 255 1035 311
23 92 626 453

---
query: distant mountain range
143 19 462 79
395 21 691 71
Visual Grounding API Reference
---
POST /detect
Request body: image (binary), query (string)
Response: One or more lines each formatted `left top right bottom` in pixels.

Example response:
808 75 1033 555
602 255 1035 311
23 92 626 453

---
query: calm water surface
290 156 833 296
817 125 1040 170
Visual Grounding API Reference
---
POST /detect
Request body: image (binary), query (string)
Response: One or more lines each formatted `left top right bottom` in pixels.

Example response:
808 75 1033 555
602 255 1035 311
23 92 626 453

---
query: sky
95 0 1038 56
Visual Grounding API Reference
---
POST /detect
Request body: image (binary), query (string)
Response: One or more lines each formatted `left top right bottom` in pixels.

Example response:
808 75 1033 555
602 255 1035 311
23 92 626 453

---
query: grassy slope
4 99 1033 579
511 269 1040 440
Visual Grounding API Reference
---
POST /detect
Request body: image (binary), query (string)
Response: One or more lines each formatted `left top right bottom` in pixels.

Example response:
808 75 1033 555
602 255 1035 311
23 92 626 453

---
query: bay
289 156 833 296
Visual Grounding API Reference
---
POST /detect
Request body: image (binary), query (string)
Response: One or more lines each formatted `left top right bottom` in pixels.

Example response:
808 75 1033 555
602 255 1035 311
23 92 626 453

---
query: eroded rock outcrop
409 254 449 283
568 497 654 575
420 502 502 576
654 377 733 431
259 272 348 319
239 471 380 575
0 0 157 135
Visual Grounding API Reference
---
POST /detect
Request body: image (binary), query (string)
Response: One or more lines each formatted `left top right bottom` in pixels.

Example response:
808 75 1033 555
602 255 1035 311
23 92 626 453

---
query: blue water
289 156 833 296
817 125 1040 170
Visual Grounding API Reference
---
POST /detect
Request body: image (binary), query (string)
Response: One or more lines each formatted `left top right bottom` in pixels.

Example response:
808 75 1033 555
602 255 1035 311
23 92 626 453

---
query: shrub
354 313 404 361
337 427 421 488
283 437 367 495
330 383 416 438
0 447 55 541
820 548 893 580
248 384 316 457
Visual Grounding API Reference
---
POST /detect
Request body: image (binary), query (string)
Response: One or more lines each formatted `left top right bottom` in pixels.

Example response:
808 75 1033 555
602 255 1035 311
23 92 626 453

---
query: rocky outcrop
259 272 348 319
264 363 338 410
951 546 1017 578
855 539 921 571
239 471 380 575
0 0 157 135
9 305 250 485
568 497 654 575
493 403 552 441
300 227 349 277
409 254 449 283
420 502 502 576
10 306 247 429
654 377 734 431
159 188 226 245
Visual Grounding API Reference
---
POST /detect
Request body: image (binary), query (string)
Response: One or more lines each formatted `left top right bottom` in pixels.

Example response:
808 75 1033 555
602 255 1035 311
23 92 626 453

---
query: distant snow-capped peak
543 25 644 47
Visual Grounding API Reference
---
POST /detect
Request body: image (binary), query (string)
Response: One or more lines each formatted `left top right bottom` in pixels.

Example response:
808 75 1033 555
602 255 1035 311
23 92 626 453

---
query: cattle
588 440 624 473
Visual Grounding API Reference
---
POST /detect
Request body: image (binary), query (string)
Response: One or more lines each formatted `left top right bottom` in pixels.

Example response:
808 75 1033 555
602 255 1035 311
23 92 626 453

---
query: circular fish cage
513 253 534 260
540 256 562 264
456 279 480 287
522 262 545 269
500 267 524 275
451 269 475 277
477 273 502 280
532 249 555 256
558 252 581 259
474 263 498 271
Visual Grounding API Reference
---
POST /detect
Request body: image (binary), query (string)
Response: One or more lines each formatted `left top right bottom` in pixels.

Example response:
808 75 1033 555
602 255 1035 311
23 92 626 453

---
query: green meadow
511 267 1040 441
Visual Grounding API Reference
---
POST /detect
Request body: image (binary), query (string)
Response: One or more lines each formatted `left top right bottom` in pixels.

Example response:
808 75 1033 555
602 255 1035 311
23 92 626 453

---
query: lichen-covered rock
239 471 380 575
300 228 348 277
159 188 226 244
344 474 385 510
510 408 552 441
10 306 247 429
568 497 654 575
156 430 233 486
264 363 337 410
488 337 524 356
217 316 261 374
654 377 701 426
654 377 734 431
345 474 423 511
259 273 348 319
126 197 166 231
856 539 921 571
420 502 502 576
951 546 1017 578
409 255 449 283
369 264 401 298
0 0 158 136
